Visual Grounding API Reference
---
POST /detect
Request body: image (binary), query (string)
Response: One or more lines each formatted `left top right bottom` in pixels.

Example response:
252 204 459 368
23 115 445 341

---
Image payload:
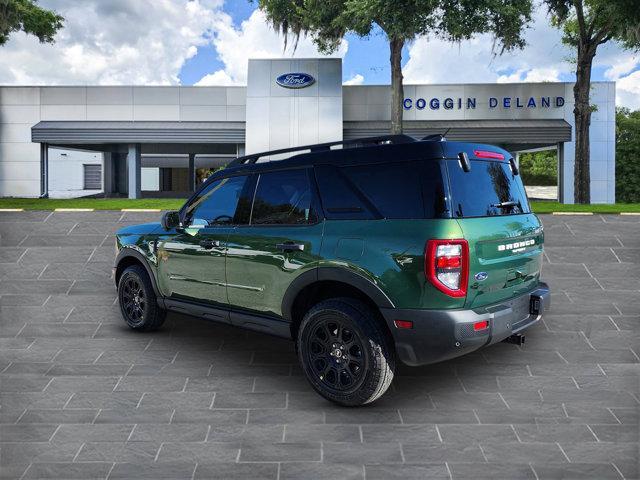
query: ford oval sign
276 73 315 89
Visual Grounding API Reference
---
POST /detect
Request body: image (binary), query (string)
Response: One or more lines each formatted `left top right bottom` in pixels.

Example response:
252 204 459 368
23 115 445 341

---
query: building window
83 164 102 190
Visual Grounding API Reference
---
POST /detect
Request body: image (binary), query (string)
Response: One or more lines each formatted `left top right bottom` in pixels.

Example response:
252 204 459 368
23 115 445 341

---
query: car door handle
276 242 305 252
199 239 221 249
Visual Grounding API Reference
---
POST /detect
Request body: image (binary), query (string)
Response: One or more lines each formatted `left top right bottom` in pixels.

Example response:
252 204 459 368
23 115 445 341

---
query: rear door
446 158 544 308
225 168 324 318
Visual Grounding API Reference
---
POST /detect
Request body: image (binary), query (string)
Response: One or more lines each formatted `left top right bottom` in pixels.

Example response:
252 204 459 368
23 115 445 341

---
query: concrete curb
121 209 162 212
551 212 594 215
54 208 94 212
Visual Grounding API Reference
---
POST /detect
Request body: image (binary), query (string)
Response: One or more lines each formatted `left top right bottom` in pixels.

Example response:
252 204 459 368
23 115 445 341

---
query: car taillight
425 239 469 298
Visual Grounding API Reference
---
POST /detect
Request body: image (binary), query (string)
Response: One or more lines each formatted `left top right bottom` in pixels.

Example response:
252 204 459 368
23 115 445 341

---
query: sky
0 0 638 109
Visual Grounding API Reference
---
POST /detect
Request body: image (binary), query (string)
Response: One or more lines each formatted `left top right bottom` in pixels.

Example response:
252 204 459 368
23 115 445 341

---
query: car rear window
447 159 530 218
315 161 447 220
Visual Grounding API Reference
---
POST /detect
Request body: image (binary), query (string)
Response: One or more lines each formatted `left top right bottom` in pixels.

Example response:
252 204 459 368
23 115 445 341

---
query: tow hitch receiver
503 333 525 346
530 295 543 315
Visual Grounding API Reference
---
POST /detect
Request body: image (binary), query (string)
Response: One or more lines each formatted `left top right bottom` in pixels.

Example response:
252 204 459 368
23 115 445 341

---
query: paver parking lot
0 211 638 480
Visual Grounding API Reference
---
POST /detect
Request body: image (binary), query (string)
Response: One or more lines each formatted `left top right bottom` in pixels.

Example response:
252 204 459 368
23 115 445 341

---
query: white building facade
0 58 616 203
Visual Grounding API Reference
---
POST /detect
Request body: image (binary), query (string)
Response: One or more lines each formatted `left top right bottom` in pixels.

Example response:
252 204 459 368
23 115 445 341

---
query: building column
557 142 565 204
188 153 196 191
127 143 141 199
40 143 49 198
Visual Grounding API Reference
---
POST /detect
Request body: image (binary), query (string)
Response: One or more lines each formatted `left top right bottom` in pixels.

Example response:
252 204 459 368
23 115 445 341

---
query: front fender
114 247 161 298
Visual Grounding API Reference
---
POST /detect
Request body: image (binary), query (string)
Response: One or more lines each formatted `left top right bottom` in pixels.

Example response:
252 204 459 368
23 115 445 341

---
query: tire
297 297 395 406
117 264 166 332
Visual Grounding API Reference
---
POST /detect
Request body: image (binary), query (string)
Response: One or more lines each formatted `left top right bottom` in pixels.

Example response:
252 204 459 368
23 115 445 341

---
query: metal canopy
32 121 246 144
344 119 572 145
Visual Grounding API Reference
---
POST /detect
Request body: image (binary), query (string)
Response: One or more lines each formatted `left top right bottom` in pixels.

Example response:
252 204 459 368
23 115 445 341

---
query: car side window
251 169 317 225
184 175 247 227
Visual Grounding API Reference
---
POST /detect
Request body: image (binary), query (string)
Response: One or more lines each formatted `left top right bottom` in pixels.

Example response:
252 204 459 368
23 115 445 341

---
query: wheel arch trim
281 266 395 322
115 247 161 298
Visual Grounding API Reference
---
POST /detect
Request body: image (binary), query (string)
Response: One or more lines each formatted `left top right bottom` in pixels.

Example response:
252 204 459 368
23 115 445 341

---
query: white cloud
197 9 348 85
402 8 639 108
343 73 364 85
403 10 571 85
604 54 639 81
497 67 561 83
616 70 640 110
195 70 237 86
0 0 224 85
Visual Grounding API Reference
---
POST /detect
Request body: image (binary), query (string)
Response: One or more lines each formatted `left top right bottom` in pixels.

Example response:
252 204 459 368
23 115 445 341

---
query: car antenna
421 128 450 142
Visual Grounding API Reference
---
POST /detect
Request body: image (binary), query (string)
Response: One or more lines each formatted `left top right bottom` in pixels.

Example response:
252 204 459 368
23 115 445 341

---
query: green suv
114 135 550 406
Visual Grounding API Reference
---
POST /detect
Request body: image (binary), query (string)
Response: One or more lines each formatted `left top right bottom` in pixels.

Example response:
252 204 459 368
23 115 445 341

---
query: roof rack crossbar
228 134 415 167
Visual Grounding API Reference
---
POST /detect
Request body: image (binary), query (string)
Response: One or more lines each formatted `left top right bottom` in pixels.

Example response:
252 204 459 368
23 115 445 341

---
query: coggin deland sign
274 71 567 112
403 95 565 110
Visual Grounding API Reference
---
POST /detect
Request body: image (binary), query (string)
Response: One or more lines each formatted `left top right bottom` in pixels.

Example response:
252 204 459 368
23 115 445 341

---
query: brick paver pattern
0 211 638 479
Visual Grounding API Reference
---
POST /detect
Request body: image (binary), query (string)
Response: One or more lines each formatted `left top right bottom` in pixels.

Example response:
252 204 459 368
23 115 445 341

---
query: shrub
519 150 558 186
616 108 640 203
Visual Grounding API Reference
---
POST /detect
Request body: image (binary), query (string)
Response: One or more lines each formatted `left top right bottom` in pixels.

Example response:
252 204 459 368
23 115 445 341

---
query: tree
257 0 532 134
544 0 640 204
0 0 64 46
615 107 640 203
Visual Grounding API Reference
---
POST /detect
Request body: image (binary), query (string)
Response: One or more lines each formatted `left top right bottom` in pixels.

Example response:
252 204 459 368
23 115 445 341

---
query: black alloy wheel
117 264 166 331
306 318 367 393
297 298 395 406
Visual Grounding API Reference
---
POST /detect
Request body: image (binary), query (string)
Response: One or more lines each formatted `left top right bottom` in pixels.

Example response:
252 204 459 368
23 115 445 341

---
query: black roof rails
228 134 416 167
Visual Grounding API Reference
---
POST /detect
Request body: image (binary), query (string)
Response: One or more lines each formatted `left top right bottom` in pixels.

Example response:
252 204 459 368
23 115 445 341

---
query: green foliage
0 0 63 45
519 150 558 186
616 108 640 203
545 0 640 50
258 0 532 52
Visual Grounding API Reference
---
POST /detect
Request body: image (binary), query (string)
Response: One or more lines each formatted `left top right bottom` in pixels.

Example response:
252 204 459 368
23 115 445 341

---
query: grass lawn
0 198 639 214
529 201 640 214
0 198 186 211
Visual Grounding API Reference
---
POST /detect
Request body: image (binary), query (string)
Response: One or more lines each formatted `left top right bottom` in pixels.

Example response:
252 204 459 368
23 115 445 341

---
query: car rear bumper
380 282 550 366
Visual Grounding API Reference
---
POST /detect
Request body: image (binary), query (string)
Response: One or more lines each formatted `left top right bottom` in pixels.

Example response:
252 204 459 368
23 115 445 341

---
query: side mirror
161 211 181 230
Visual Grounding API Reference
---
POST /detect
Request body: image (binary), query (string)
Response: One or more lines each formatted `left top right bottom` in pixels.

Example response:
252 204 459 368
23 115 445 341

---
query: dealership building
0 58 616 203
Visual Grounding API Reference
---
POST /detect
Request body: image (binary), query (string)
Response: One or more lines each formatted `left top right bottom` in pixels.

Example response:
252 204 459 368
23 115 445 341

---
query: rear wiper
491 201 519 209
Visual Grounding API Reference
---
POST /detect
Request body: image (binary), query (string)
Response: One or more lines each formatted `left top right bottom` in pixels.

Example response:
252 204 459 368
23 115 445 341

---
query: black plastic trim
281 267 395 321
114 248 161 298
162 297 291 339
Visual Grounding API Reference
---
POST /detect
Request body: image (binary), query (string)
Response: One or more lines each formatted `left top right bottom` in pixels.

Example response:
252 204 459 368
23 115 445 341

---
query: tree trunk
389 37 404 135
573 46 595 204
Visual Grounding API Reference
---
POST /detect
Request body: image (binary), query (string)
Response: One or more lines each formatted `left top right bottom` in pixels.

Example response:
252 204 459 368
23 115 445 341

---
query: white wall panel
41 87 87 105
41 105 86 120
87 87 133 105
133 87 179 105
0 87 40 105
0 105 40 124
86 105 134 121
133 105 180 121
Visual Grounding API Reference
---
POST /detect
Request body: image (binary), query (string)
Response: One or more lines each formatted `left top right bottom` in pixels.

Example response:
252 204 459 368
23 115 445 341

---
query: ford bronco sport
114 135 550 406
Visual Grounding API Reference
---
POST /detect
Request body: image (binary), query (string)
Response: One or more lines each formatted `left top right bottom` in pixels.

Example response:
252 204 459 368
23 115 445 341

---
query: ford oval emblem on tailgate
474 272 488 281
276 73 315 89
